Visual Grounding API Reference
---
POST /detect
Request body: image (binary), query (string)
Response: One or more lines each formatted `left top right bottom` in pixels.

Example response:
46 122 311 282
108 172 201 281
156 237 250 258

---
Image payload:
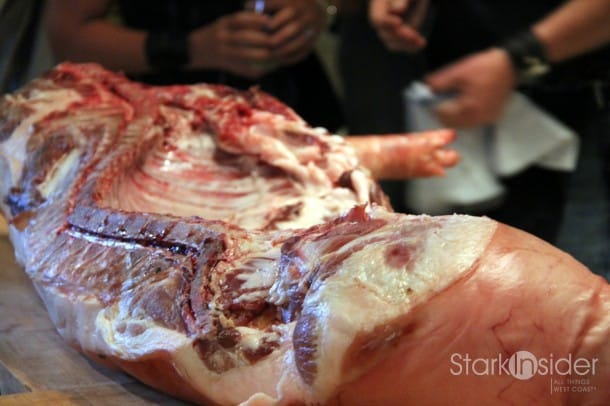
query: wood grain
0 237 188 405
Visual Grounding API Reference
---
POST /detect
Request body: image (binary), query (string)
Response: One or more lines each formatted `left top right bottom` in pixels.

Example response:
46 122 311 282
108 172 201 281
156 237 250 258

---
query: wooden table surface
0 236 189 405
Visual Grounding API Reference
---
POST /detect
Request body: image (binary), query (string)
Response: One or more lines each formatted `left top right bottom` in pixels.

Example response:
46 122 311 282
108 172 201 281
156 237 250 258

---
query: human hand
369 0 429 52
264 0 326 65
189 11 275 79
425 48 517 128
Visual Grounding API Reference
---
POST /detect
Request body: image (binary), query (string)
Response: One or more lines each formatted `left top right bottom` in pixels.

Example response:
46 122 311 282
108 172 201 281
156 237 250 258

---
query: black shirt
425 0 610 85
115 0 345 131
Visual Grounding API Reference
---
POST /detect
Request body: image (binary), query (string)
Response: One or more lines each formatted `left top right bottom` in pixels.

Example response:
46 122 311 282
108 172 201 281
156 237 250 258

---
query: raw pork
0 63 608 405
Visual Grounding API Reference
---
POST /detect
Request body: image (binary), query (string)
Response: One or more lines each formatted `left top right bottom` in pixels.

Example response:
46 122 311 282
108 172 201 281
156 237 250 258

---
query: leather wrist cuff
501 29 551 85
145 31 190 70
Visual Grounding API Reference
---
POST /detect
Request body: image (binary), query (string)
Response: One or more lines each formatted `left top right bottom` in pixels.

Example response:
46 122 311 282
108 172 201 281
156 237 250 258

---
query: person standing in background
369 0 610 278
44 0 344 132
336 0 426 213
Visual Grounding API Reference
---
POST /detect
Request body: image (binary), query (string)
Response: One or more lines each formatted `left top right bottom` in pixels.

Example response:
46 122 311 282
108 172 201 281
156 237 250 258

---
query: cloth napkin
403 82 579 214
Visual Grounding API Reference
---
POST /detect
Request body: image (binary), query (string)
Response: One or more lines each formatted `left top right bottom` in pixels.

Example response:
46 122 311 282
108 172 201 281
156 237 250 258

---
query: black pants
337 10 424 213
501 83 610 277
485 167 568 243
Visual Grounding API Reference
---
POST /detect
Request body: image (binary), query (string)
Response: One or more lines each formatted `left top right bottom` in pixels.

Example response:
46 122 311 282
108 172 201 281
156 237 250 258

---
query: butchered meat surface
0 63 609 405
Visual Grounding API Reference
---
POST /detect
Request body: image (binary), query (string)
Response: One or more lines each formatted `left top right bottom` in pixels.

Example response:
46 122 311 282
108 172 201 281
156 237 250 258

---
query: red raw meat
0 63 608 405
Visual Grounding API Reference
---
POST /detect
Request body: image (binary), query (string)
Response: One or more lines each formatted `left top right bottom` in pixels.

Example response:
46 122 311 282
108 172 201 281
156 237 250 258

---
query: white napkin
403 82 579 214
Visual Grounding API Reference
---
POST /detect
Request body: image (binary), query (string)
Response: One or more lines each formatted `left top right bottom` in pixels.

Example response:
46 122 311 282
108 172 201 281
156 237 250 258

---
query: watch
500 30 551 85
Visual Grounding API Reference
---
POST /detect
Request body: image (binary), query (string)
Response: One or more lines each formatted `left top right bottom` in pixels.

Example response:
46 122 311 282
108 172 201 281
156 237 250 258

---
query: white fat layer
31 282 113 359
103 103 372 232
186 85 218 99
169 323 295 405
305 214 497 401
90 264 299 405
350 169 371 203
274 188 360 230
1 89 82 187
115 152 361 231
173 131 216 157
38 148 81 199
37 276 295 405
97 306 190 357
236 326 266 350
237 263 277 291
232 256 279 304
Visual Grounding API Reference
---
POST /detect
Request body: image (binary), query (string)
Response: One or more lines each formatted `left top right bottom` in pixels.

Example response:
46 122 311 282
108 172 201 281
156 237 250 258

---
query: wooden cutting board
0 237 188 404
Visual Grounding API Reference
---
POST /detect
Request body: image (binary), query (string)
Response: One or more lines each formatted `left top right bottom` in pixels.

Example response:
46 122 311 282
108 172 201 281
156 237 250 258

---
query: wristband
500 29 551 85
145 31 190 70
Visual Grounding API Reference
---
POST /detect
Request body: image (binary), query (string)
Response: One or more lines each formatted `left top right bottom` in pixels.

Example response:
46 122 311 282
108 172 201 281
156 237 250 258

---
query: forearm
50 21 149 73
533 0 610 62
45 0 149 73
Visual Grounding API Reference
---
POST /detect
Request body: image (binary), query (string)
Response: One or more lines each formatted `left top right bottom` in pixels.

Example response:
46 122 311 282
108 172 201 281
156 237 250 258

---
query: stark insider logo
450 351 599 380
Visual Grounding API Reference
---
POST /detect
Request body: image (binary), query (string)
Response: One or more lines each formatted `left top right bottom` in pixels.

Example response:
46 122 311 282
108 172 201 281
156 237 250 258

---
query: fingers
267 12 315 58
191 17 273 79
433 100 476 128
225 11 270 32
370 0 427 53
403 0 429 27
380 25 427 52
265 0 323 63
425 49 516 128
266 4 298 33
271 30 318 64
278 40 315 65
369 0 397 23
388 0 410 14
227 29 272 50
425 61 463 94
218 13 273 51
425 64 477 127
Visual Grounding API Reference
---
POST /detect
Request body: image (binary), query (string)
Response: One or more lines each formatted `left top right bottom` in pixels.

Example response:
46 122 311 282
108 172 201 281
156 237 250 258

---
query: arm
368 0 428 52
45 0 276 78
45 0 149 73
427 0 610 127
263 0 328 66
533 0 610 63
